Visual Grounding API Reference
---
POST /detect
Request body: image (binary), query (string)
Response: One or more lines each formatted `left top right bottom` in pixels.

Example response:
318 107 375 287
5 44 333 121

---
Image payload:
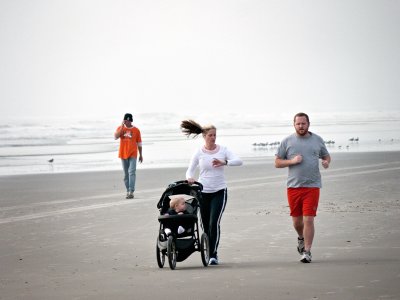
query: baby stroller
156 180 209 270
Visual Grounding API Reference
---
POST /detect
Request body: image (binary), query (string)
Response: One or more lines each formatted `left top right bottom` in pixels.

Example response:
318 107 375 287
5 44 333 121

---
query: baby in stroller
164 195 190 235
156 180 209 270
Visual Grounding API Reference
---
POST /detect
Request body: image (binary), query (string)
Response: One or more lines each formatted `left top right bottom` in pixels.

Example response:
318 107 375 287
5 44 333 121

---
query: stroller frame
156 180 209 270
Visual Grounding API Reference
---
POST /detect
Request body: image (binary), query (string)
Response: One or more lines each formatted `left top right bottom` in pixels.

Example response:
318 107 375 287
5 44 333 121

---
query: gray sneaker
126 191 134 199
297 237 305 254
300 251 312 263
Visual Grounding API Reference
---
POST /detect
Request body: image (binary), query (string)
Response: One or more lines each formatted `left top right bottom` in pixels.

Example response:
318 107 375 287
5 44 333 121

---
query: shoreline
2 149 400 178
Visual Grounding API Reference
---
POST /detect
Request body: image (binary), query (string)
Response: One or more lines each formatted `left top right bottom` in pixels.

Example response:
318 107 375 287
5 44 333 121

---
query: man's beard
296 128 308 136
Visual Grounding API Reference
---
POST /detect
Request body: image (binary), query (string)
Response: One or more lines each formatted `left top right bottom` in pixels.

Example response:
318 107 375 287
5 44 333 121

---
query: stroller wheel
200 233 210 267
167 235 177 270
156 236 165 268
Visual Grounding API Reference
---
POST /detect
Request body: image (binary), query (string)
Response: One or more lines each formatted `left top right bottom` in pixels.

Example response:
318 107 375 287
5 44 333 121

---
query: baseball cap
124 113 133 122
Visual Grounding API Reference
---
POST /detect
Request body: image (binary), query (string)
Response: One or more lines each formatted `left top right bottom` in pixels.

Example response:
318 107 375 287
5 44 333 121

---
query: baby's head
169 196 187 213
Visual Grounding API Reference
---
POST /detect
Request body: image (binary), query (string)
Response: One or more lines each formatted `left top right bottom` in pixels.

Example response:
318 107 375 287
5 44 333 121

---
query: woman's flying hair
180 120 203 138
180 120 216 138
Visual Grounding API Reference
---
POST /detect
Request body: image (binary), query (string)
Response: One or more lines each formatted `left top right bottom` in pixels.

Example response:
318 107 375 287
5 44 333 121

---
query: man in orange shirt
114 113 143 199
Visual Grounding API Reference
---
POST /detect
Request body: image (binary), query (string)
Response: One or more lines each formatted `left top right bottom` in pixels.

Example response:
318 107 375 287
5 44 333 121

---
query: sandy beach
1 151 400 300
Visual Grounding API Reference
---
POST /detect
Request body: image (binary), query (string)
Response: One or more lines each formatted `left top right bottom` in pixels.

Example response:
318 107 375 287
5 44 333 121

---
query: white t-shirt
186 145 243 193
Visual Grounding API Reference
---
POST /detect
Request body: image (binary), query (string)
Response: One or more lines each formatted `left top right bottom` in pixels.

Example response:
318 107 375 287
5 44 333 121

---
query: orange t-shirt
116 126 142 159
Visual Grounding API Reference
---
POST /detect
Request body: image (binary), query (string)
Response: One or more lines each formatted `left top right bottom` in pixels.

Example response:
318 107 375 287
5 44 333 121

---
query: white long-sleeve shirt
186 145 243 193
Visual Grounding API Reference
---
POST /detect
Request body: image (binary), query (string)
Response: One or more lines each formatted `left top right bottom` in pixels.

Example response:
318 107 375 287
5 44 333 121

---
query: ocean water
0 111 399 176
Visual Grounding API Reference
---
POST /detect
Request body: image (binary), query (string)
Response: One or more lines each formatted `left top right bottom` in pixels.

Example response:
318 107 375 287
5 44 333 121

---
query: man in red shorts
275 112 331 263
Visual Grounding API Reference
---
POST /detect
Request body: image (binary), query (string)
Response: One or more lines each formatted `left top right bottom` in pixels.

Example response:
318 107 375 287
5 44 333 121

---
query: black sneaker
297 237 305 254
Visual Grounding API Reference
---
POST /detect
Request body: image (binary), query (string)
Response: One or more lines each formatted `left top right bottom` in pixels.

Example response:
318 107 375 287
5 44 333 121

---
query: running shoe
126 192 134 199
209 257 219 265
300 251 312 263
297 237 305 254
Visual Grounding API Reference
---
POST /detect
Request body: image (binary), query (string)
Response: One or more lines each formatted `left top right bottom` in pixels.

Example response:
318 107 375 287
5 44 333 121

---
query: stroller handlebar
170 180 203 191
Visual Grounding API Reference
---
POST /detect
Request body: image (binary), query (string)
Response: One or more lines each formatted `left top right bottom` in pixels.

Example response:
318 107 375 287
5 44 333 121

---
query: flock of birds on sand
251 141 281 147
251 136 368 151
325 137 359 150
252 137 361 150
252 136 397 152
326 136 395 148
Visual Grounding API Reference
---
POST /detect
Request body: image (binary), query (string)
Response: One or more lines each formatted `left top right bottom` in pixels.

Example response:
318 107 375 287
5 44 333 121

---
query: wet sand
1 151 400 300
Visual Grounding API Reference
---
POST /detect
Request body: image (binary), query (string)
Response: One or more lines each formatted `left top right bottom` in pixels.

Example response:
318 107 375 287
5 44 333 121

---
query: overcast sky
1 0 399 119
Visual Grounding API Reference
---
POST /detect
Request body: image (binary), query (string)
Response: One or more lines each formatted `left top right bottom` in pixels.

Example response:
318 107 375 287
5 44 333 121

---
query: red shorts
287 188 320 217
